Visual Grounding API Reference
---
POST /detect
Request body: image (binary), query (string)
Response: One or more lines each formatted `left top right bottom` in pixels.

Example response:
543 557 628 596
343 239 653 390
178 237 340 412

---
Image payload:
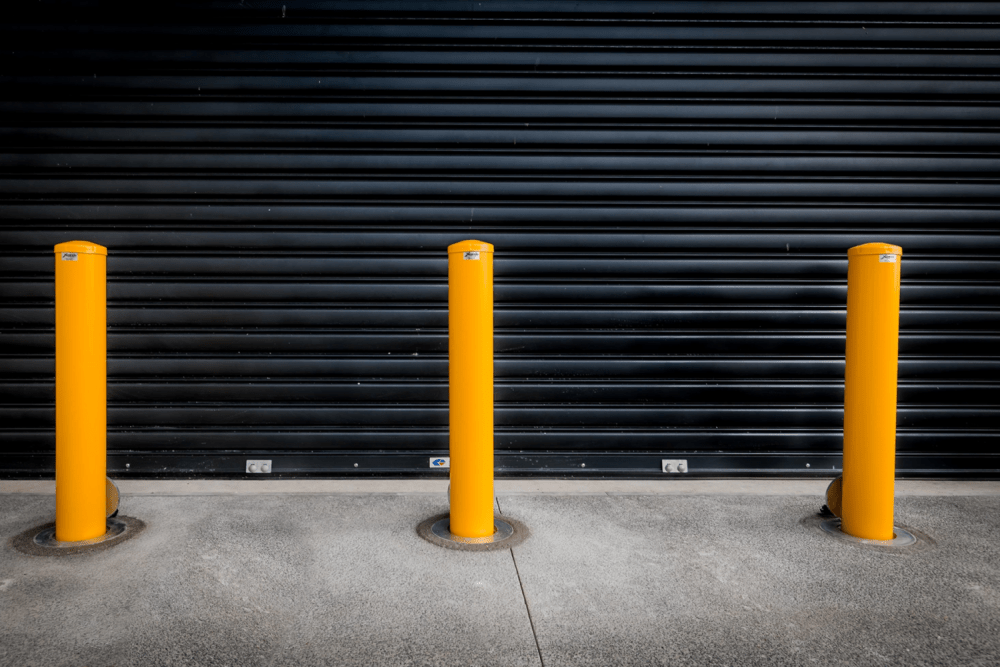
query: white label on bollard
61 253 78 261
463 251 480 260
430 457 450 468
879 254 896 263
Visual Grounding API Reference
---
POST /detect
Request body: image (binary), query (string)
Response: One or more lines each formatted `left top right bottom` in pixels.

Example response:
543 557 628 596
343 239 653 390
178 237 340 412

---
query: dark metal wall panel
1 1 998 478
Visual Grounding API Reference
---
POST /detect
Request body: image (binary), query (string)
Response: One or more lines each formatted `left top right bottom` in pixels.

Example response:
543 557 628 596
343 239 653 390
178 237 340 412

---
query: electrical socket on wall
246 460 272 474
661 459 688 474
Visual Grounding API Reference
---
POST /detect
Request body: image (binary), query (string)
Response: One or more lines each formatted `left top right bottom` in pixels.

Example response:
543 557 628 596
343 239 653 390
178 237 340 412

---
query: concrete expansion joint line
496 497 545 667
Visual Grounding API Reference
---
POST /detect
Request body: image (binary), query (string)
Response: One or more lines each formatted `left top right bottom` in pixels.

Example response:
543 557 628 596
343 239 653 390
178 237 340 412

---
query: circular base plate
11 516 145 557
417 513 528 551
820 518 917 547
431 517 513 544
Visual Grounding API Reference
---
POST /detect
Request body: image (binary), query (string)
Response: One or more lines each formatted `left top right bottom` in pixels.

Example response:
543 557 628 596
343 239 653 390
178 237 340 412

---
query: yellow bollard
448 240 495 538
54 240 108 542
841 242 902 541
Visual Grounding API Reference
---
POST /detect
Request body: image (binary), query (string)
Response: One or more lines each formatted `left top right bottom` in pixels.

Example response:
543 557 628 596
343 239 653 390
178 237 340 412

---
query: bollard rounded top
54 241 107 256
848 242 901 257
448 240 494 254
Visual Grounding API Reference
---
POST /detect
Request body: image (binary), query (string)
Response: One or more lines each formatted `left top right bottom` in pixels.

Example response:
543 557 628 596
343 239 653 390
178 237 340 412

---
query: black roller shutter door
1 1 998 478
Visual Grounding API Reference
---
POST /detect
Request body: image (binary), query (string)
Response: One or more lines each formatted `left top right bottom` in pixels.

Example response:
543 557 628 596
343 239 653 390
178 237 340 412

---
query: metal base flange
417 513 528 551
820 518 917 548
12 516 146 557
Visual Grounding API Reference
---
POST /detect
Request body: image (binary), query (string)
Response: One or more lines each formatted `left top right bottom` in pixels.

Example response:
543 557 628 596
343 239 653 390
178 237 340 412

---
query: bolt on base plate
417 513 528 551
12 516 146 557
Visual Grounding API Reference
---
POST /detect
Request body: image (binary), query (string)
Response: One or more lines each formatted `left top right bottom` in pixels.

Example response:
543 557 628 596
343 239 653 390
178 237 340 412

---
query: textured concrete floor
2 488 999 666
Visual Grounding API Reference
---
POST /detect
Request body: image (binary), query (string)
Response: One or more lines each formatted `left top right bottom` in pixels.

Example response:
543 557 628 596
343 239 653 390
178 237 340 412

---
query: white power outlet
662 459 688 474
246 460 272 474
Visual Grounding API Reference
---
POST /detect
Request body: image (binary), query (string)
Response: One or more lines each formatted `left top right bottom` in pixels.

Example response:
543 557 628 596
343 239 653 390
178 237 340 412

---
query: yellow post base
54 240 108 542
447 240 495 539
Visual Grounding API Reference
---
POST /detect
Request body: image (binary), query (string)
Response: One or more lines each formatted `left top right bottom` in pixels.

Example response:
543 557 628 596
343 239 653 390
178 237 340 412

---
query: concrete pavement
2 482 999 666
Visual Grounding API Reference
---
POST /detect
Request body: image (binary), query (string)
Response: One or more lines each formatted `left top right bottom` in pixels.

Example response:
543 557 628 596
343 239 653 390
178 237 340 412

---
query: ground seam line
510 549 546 667
497 497 546 667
